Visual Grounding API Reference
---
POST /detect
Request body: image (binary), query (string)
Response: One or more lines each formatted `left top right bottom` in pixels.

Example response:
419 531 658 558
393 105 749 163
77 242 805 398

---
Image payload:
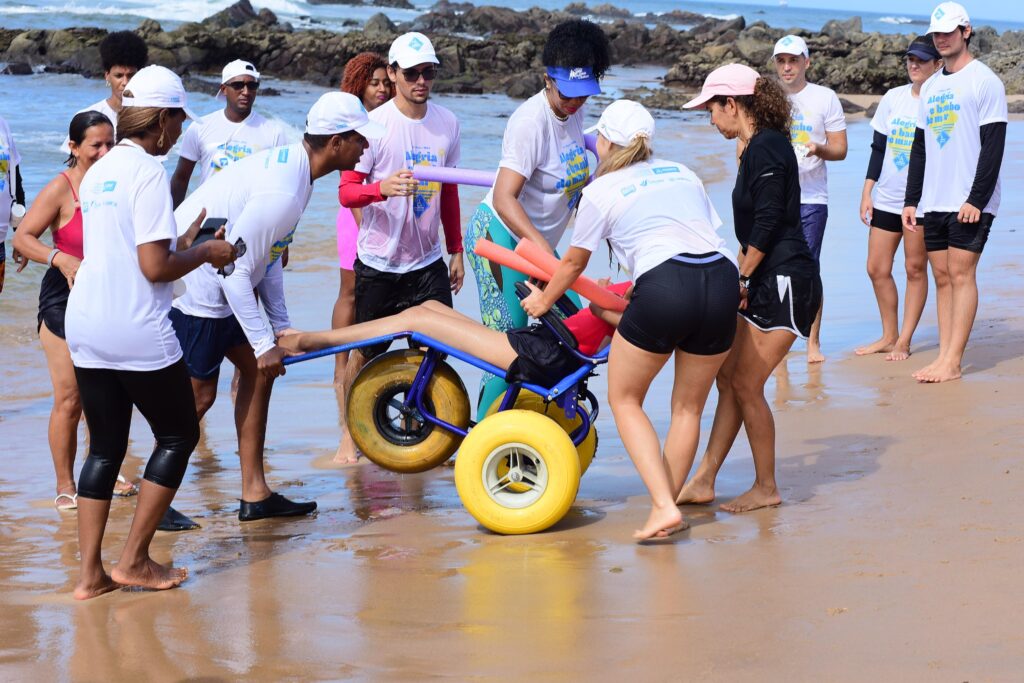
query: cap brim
682 91 715 110
354 119 386 140
927 20 963 34
773 49 807 57
905 47 939 60
553 78 602 98
395 55 440 69
184 107 199 121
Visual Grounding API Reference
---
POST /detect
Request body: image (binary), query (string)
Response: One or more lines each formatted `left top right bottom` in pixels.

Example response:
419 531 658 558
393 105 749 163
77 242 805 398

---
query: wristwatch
739 275 751 290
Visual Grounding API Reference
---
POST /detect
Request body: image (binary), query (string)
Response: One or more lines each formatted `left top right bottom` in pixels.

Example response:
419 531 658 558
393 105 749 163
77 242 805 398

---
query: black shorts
169 308 248 380
870 208 904 234
740 271 822 339
617 253 739 355
354 257 453 358
38 266 71 339
923 211 993 253
506 324 582 386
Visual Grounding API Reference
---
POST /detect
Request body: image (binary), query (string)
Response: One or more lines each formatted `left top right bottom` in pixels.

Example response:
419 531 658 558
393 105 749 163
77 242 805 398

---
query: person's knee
193 379 217 415
729 373 763 403
77 447 128 500
931 267 952 288
905 258 927 282
143 419 199 490
948 264 977 289
53 387 82 420
866 258 892 282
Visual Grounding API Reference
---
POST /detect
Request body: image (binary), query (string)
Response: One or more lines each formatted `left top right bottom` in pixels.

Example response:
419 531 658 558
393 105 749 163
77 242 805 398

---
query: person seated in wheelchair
278 278 629 387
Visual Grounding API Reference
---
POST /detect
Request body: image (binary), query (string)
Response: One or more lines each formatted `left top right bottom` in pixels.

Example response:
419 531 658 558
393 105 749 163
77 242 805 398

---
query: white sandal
55 492 78 511
113 474 139 497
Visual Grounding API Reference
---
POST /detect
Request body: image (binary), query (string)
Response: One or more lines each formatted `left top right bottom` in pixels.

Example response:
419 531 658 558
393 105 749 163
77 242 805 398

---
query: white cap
305 92 386 139
928 2 970 34
388 32 439 69
121 65 197 120
217 59 261 101
584 99 655 147
773 35 809 58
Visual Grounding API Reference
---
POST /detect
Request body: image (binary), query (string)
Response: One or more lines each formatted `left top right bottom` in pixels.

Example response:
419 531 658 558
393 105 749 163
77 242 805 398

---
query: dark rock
202 0 262 28
364 12 396 36
865 101 879 119
1007 99 1024 114
838 97 865 114
505 72 543 99
821 16 863 38
431 0 474 11
564 3 632 19
1 62 32 75
646 10 706 25
373 0 414 8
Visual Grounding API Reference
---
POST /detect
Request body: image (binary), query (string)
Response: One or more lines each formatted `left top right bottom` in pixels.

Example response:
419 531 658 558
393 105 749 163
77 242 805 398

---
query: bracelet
47 248 61 268
739 275 751 289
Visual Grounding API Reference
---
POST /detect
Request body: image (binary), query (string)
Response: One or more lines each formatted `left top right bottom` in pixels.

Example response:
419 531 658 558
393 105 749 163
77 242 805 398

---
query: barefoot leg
74 496 120 600
607 335 684 541
889 225 928 363
857 228 901 356
914 249 952 379
111 480 189 591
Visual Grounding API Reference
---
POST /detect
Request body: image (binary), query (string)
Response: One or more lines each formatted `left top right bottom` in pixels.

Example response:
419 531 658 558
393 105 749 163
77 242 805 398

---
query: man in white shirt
0 115 24 295
902 2 1007 383
772 34 848 363
337 32 464 460
170 60 287 206
171 92 386 521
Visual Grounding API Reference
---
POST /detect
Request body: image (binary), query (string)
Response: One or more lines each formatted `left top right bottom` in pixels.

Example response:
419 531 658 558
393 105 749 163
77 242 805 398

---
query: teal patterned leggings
464 202 580 420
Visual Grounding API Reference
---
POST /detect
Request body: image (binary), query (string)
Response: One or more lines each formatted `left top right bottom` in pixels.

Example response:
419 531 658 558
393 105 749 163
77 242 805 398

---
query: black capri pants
74 358 200 500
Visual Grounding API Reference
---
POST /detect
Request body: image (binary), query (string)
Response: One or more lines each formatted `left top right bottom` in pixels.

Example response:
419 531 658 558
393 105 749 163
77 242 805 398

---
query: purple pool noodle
584 133 599 157
413 166 496 187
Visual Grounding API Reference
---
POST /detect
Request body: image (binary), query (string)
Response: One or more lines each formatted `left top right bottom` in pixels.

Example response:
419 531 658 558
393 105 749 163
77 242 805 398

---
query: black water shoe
238 493 317 522
157 506 201 532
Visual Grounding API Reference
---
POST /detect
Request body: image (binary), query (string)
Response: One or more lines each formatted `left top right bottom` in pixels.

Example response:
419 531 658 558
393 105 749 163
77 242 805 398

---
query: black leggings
74 359 199 500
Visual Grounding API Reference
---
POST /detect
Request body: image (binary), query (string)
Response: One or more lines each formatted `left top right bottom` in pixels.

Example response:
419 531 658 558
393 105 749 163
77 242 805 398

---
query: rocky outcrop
3 0 1023 102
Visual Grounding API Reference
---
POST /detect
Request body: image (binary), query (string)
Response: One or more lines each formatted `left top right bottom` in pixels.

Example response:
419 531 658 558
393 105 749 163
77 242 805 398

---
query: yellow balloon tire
485 391 596 476
348 349 470 473
455 410 581 535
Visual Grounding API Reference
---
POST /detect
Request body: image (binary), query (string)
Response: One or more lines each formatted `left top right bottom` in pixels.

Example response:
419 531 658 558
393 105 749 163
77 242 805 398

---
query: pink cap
682 63 760 110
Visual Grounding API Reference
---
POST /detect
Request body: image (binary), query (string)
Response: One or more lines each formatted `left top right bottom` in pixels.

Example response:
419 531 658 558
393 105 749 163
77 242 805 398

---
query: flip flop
112 474 139 498
55 492 78 511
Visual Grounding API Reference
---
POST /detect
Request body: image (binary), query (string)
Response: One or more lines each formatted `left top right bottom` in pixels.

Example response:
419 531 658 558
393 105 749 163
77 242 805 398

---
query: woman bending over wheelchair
279 281 629 389
521 100 738 540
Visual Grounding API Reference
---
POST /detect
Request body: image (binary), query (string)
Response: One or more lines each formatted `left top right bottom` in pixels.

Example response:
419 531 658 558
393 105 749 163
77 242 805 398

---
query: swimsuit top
52 172 84 261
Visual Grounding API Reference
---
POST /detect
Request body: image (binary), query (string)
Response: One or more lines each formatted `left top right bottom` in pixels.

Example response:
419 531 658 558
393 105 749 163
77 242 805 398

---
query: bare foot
855 337 896 356
111 558 188 592
885 344 912 362
720 484 781 513
633 504 685 541
73 571 119 601
911 359 938 380
675 478 715 505
916 360 961 383
332 434 361 465
807 345 826 364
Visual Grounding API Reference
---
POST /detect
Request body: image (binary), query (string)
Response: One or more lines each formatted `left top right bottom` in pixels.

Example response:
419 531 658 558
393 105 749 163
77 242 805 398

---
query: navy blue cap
906 34 941 61
545 66 601 98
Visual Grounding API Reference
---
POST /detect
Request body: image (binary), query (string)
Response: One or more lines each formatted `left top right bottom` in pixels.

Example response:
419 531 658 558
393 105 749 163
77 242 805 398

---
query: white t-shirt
66 140 182 371
354 100 461 273
572 159 735 280
61 99 118 154
0 116 21 243
871 84 920 215
482 91 589 249
788 82 846 205
174 144 312 358
179 109 288 186
917 60 1007 215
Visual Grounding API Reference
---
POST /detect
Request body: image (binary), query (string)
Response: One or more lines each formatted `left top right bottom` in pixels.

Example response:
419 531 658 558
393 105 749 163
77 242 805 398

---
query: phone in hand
193 217 228 246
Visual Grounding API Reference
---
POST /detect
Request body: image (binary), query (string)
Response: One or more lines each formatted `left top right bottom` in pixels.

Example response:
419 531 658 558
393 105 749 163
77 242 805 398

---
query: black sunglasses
225 81 259 92
399 66 437 83
218 238 247 277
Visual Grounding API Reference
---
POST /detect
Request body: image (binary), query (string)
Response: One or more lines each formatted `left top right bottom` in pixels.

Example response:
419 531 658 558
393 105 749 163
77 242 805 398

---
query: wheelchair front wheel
485 391 596 476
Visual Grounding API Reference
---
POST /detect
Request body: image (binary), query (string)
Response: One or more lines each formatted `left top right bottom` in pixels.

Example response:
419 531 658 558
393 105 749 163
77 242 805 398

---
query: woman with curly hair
464 18 611 419
676 64 822 513
331 52 393 463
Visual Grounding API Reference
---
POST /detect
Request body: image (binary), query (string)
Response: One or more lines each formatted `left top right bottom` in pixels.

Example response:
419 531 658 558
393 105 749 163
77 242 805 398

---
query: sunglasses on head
225 80 259 92
399 66 437 83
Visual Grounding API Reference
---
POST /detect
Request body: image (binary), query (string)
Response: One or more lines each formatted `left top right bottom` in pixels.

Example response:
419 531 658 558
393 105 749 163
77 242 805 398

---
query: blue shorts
169 308 249 380
800 204 829 261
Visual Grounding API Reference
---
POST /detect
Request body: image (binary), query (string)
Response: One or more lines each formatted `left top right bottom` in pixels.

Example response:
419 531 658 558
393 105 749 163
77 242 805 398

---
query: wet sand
2 87 1023 678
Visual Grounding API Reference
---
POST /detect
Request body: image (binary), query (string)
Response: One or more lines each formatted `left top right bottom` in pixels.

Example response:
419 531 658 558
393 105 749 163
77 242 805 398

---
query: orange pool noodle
513 239 627 312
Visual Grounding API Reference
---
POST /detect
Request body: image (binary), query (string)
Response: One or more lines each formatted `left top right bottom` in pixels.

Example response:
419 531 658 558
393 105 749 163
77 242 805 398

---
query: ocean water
2 0 1024 34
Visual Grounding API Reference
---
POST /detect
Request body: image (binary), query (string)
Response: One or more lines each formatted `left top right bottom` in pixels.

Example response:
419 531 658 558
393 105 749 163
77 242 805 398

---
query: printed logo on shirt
406 147 444 219
556 141 588 209
0 146 9 194
926 89 960 148
267 226 296 271
652 166 680 175
790 110 813 146
210 141 256 174
621 184 637 196
887 116 917 171
88 180 118 194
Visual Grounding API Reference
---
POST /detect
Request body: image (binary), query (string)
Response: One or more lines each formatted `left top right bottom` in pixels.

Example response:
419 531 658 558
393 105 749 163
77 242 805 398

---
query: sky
725 0 1023 23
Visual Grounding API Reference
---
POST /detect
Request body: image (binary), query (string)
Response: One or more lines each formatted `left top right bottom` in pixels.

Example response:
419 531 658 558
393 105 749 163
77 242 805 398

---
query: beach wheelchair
284 283 607 535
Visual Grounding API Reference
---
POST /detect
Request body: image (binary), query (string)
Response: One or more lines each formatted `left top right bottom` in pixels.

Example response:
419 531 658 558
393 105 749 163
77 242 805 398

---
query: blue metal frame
283 330 608 447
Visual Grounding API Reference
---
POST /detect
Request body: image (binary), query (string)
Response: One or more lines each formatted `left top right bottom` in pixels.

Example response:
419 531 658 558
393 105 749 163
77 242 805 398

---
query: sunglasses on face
225 81 259 92
399 66 437 83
